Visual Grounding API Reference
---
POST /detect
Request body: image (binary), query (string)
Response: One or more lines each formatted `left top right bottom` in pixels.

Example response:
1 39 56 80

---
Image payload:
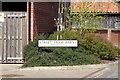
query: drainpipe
58 0 63 31
59 13 63 31
27 2 31 44
30 2 34 41
57 0 62 40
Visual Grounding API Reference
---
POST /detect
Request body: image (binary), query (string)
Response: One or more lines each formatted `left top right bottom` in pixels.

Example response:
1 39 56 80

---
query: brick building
27 2 59 40
2 2 120 46
27 1 120 46
71 1 120 46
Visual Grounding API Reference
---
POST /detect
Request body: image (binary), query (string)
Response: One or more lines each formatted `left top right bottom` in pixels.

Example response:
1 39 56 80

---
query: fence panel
0 12 27 63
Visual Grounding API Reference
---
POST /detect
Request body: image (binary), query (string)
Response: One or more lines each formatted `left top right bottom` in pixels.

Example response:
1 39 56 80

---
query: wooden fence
0 12 27 63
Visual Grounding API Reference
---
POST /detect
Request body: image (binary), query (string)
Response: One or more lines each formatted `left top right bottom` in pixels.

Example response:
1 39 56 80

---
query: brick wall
97 30 120 47
111 30 120 46
97 30 108 40
29 2 58 40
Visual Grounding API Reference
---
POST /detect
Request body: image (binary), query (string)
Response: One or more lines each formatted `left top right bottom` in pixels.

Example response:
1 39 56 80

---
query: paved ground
91 61 119 78
0 61 119 78
0 65 102 78
2 69 102 78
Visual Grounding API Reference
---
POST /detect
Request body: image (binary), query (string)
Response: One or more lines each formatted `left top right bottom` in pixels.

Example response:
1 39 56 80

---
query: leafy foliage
48 30 117 59
23 31 119 67
65 2 105 34
78 33 118 59
23 47 101 67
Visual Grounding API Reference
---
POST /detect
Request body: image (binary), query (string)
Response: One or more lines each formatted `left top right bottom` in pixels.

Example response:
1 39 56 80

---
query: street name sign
38 40 78 47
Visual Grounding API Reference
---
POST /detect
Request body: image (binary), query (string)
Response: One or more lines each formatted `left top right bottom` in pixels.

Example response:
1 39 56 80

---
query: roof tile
71 1 120 13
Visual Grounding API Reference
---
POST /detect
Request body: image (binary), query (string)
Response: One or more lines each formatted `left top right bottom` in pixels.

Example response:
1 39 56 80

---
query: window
115 21 120 29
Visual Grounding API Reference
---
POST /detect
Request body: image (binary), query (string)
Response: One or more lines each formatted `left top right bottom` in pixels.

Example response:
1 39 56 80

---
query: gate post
0 12 5 63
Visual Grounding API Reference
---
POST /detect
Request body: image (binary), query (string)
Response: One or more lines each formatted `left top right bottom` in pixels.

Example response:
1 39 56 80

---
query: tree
64 2 105 35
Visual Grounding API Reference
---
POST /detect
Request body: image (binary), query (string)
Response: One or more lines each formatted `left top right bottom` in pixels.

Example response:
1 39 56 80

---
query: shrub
23 49 101 67
23 34 49 62
48 30 117 59
79 33 117 59
23 30 118 67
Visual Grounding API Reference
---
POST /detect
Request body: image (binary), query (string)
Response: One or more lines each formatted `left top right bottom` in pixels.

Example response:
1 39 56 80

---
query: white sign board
0 13 4 22
38 40 78 47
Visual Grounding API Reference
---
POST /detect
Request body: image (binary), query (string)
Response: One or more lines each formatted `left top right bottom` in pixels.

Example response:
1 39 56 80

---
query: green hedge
23 47 101 67
48 30 117 59
23 30 118 67
78 34 117 59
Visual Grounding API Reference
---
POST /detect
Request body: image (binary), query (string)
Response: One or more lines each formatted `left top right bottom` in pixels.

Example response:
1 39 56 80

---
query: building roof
71 1 120 13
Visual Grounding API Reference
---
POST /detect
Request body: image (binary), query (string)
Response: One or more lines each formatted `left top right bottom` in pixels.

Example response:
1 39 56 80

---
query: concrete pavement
0 61 119 78
89 60 119 78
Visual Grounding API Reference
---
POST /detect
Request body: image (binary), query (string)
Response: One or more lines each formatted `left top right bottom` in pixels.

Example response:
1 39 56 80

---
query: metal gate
0 12 27 63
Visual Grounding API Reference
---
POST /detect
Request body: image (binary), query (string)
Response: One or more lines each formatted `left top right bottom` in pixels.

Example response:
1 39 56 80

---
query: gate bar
2 23 4 63
5 14 8 63
10 15 13 63
18 16 21 55
14 16 17 63
5 15 26 18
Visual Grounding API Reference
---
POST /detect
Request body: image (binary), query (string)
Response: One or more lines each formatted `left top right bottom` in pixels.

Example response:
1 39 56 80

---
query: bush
23 34 49 62
23 48 101 67
48 30 117 59
78 33 117 59
23 30 118 67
